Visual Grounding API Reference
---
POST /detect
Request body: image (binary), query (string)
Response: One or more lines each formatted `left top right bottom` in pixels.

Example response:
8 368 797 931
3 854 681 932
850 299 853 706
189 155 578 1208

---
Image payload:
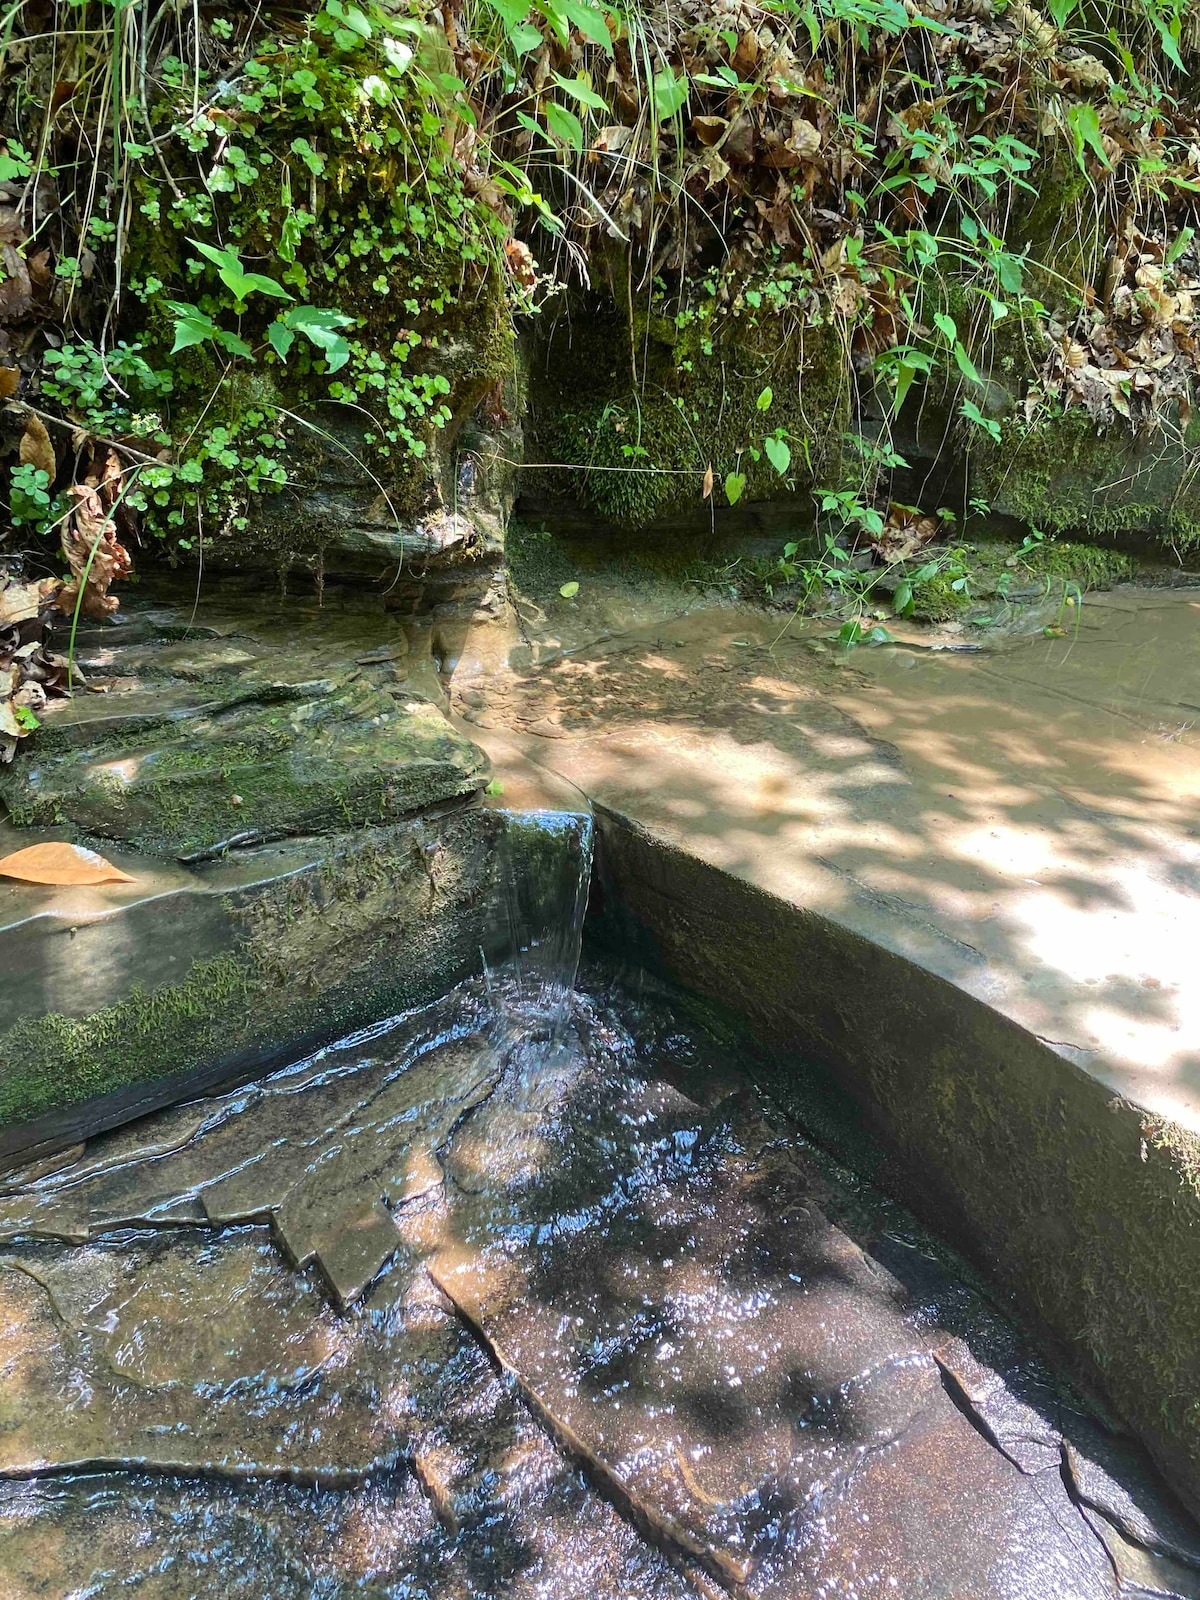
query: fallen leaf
0 841 134 886
18 415 56 479
0 366 18 399
0 578 54 627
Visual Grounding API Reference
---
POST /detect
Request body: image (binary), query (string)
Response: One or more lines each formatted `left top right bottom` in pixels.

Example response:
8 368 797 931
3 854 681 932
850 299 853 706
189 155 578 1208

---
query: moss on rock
973 404 1200 551
0 807 590 1135
0 676 488 857
527 283 849 530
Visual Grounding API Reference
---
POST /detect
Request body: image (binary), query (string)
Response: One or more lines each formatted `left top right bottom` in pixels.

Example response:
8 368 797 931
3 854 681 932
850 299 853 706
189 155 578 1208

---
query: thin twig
6 403 163 467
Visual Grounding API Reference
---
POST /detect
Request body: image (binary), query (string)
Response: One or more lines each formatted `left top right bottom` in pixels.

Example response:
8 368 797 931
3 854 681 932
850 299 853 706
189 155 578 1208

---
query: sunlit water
0 812 1195 1597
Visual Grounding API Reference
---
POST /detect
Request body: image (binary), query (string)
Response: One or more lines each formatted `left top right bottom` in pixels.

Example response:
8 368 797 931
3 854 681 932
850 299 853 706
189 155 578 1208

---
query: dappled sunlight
464 591 1200 1127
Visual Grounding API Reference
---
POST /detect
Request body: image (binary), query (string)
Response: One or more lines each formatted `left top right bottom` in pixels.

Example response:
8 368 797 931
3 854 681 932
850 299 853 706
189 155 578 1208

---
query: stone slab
453 584 1200 1518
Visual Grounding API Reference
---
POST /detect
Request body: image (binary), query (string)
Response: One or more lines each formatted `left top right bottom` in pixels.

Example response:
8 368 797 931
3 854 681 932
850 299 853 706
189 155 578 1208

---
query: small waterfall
481 808 595 1090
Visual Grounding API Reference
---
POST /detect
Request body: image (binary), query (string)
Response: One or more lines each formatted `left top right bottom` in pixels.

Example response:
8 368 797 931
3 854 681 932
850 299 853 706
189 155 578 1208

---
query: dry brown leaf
0 366 18 399
56 477 133 620
0 576 56 624
503 238 536 289
702 462 714 499
692 115 727 147
0 841 134 886
18 415 56 480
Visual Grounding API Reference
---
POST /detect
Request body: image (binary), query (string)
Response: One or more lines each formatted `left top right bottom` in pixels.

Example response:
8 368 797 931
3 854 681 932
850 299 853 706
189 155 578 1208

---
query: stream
0 813 1197 1598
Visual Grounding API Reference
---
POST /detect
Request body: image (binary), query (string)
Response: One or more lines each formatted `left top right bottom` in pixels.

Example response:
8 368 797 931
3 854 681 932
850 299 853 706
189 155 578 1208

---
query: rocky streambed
0 967 1196 1599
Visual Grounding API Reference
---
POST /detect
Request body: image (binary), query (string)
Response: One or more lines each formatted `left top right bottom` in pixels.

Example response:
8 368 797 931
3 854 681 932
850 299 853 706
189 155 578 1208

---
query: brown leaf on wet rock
0 841 134 885
56 454 134 622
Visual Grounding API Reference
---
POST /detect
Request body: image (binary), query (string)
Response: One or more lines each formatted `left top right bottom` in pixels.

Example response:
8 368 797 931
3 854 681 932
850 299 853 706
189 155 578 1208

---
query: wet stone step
0 973 1195 1597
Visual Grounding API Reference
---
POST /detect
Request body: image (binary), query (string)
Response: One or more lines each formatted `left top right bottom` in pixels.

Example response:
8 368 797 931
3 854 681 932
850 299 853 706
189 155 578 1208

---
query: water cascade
0 809 1195 1598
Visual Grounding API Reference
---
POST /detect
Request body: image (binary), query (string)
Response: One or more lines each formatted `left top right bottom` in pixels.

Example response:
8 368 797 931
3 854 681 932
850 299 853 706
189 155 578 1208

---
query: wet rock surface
0 605 487 859
0 970 1194 1597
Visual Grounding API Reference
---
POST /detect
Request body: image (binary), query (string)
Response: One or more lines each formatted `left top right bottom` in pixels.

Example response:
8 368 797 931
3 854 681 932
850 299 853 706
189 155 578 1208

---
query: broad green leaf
285 305 356 371
893 360 918 415
341 3 373 38
237 270 293 300
652 68 688 120
953 342 982 384
558 0 612 51
756 386 773 411
961 398 1001 443
764 436 791 476
165 300 218 353
488 0 532 29
508 21 543 53
933 312 957 343
267 320 296 360
544 101 584 148
189 238 292 301
893 579 913 614
725 471 746 505
559 581 580 598
213 327 255 359
553 73 608 111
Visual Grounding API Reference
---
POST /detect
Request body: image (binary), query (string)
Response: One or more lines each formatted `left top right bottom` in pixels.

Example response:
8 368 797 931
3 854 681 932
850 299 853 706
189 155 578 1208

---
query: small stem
8 404 162 467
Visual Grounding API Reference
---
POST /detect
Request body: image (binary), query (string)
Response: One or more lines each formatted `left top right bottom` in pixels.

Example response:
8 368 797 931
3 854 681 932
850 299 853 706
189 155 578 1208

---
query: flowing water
0 811 1197 1599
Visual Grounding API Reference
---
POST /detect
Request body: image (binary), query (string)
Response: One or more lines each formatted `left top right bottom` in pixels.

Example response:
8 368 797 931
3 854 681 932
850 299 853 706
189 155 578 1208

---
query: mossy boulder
973 404 1200 551
0 635 488 858
525 286 848 532
0 806 591 1143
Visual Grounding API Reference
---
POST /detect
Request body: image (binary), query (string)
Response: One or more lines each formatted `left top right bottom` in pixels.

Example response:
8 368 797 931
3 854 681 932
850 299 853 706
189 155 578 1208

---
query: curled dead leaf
702 462 714 499
56 463 134 621
503 238 536 289
0 577 57 627
0 366 18 399
18 414 56 480
0 841 135 886
692 115 727 147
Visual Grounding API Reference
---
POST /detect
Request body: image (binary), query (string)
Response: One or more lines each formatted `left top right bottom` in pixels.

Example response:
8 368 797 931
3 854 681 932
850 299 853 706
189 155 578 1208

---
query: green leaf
340 3 373 38
1066 102 1111 173
1166 226 1194 267
544 101 584 148
165 300 218 353
961 398 1001 443
725 471 746 505
213 327 255 359
893 579 913 614
285 305 356 371
556 0 612 51
1046 0 1077 24
764 435 791 477
552 73 608 111
189 238 293 301
756 386 773 412
267 320 296 360
488 0 532 30
1148 4 1185 70
652 68 688 120
933 312 957 343
559 581 580 598
893 361 918 415
952 342 983 384
508 21 543 52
